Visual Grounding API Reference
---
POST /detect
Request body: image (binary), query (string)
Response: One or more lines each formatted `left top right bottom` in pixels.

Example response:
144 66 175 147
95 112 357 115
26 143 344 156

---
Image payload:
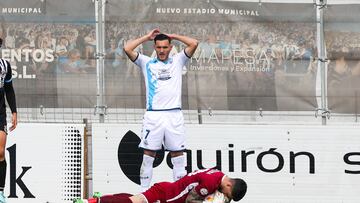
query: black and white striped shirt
0 58 16 115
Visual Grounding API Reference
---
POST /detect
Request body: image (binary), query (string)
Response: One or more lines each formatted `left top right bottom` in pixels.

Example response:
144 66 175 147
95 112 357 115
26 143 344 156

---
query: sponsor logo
200 188 208 196
157 69 171 81
117 131 360 185
7 144 35 199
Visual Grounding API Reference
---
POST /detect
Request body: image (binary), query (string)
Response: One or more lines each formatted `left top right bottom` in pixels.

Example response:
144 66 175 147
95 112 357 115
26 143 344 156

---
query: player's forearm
171 34 198 47
185 189 204 203
186 200 202 203
4 82 17 113
124 35 149 53
171 34 198 57
123 34 149 61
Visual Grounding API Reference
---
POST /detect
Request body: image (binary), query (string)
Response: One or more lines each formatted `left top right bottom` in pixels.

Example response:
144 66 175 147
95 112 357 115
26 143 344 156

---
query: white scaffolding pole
315 0 329 125
95 0 106 123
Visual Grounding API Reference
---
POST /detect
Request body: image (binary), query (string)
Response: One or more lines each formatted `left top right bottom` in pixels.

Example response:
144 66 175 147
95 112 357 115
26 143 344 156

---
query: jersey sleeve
173 50 190 69
4 61 17 113
134 53 152 70
194 169 225 198
4 60 13 83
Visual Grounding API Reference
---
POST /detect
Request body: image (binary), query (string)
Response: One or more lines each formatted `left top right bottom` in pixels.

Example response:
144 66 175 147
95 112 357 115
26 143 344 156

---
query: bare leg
129 194 148 203
0 131 7 192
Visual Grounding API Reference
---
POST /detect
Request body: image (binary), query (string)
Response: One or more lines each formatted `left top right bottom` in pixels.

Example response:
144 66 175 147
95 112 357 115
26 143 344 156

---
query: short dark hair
0 38 2 47
231 178 247 201
154 33 171 44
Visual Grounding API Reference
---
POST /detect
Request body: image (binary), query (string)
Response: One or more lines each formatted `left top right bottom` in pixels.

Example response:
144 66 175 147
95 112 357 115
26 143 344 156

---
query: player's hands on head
148 28 160 40
164 33 176 40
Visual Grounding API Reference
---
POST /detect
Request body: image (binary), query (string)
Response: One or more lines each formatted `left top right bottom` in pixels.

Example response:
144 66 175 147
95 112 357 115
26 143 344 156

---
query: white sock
140 154 155 192
171 155 186 181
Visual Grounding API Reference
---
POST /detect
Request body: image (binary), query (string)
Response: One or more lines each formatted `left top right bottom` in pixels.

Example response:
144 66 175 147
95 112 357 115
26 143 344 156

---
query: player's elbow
123 46 131 55
186 40 198 57
191 39 199 49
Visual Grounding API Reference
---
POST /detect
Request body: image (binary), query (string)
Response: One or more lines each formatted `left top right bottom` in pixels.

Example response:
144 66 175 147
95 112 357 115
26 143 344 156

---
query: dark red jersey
143 168 225 203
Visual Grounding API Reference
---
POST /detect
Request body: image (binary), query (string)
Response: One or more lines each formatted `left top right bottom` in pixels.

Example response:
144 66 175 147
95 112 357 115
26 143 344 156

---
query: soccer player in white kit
124 28 198 192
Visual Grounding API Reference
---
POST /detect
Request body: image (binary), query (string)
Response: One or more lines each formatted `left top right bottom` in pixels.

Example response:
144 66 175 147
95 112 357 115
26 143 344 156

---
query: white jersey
134 50 190 111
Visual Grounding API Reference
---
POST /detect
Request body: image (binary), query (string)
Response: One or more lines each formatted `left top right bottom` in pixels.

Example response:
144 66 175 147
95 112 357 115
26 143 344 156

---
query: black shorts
0 115 7 134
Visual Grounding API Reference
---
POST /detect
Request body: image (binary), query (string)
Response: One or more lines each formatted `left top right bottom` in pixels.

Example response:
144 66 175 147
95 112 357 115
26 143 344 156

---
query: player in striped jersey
0 38 17 203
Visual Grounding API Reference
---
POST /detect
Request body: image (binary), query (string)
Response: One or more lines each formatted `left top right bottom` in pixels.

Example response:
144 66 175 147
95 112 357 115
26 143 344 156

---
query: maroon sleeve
194 169 225 198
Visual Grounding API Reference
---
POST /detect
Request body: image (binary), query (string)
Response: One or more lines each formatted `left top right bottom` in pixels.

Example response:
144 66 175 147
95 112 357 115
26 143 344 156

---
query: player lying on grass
74 168 247 203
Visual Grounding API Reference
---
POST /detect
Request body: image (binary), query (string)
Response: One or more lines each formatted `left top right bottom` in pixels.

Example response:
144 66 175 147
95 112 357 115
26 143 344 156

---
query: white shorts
139 110 186 152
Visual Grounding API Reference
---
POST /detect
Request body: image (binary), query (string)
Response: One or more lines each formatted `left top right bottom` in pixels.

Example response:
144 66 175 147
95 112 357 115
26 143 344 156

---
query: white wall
5 123 85 203
92 124 360 203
